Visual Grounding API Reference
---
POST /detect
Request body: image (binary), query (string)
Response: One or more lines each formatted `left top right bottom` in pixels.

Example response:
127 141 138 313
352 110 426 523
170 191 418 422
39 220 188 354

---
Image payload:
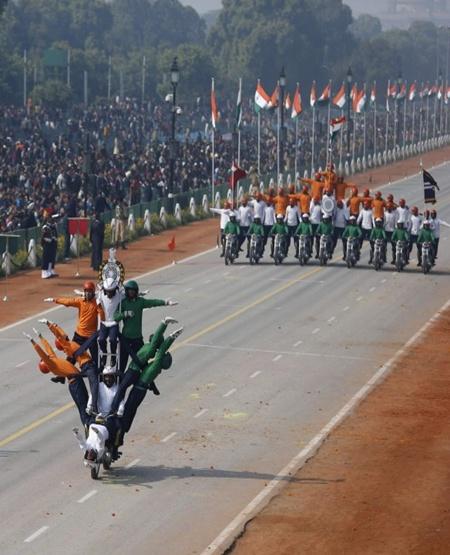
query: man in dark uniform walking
90 211 105 271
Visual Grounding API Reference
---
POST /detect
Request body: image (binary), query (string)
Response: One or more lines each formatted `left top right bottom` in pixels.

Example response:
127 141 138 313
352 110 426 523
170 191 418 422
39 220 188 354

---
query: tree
31 79 72 108
349 14 382 42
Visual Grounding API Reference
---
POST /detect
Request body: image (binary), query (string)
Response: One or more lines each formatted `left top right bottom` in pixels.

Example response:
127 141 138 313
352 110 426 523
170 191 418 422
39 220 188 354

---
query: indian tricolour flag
332 83 346 109
284 92 291 111
291 84 302 119
254 80 270 112
408 82 416 102
353 87 366 113
329 116 346 140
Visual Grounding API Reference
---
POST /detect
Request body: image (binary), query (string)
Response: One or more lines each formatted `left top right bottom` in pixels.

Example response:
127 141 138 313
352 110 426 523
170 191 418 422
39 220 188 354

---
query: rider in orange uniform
335 176 357 201
301 174 325 200
361 188 373 208
347 187 362 217
274 187 289 215
372 191 387 220
297 185 312 215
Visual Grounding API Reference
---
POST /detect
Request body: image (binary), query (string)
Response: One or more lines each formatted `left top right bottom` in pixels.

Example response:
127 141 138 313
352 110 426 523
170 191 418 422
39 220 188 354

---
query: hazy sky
181 0 222 14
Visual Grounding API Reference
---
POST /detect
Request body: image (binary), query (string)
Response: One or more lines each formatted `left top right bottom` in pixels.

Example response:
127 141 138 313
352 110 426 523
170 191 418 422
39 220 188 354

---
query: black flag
423 169 440 204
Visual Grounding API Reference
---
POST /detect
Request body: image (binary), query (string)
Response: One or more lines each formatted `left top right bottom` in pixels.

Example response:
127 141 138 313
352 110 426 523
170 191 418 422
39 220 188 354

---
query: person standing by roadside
90 211 105 271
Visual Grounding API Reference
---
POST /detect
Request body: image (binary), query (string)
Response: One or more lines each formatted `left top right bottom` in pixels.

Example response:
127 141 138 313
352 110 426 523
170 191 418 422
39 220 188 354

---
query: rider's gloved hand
165 299 178 306
43 298 54 302
38 318 49 324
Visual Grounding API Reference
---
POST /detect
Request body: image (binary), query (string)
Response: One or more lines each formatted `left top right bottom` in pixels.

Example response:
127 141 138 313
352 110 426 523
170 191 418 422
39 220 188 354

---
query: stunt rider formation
23 251 181 479
212 166 448 273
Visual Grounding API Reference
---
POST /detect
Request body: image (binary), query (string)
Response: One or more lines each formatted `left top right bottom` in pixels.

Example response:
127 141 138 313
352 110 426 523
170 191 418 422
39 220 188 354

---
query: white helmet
102 365 117 376
103 276 119 292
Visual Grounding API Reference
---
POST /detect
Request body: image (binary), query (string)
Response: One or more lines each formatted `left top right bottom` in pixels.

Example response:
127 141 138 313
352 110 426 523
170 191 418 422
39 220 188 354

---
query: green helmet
124 280 139 292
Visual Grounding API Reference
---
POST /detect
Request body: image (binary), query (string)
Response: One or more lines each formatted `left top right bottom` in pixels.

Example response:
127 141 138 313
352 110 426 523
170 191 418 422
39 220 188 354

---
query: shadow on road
101 464 345 488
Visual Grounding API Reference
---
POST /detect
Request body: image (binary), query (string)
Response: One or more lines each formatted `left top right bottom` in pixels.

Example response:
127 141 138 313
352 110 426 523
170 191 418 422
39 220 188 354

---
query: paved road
1 165 450 555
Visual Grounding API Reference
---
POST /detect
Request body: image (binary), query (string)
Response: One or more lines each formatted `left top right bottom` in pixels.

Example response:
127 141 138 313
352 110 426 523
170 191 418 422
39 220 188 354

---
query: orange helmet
288 184 295 194
363 188 370 196
315 172 321 180
387 194 394 202
83 281 96 292
54 338 64 351
375 191 382 199
302 185 309 193
39 360 50 374
313 196 320 203
363 200 371 209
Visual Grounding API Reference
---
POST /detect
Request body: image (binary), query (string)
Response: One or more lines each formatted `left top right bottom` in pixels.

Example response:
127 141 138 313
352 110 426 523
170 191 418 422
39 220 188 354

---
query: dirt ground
231 307 450 555
1 146 450 552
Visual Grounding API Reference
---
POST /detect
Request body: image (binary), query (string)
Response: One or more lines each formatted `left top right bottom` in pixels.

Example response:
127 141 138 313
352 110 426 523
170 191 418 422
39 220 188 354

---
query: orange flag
168 236 176 251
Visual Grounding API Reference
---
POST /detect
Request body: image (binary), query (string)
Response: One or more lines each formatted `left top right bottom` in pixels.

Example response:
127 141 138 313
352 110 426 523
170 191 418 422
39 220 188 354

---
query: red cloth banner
68 218 90 236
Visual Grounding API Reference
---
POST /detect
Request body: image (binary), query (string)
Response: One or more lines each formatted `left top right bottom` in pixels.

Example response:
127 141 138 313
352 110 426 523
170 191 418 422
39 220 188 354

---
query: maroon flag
230 162 247 189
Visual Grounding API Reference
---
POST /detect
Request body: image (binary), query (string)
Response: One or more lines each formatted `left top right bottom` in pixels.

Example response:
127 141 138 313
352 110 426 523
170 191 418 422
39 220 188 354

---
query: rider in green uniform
295 214 314 258
369 218 387 264
417 220 436 267
247 217 265 257
114 280 178 373
269 214 289 258
342 216 362 260
391 222 410 264
315 215 334 259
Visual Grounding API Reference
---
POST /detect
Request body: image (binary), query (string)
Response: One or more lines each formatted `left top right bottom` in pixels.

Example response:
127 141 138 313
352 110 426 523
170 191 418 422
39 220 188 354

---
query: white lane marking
161 432 177 443
188 343 370 361
15 360 30 368
125 458 140 469
194 409 208 419
201 296 450 555
223 388 237 398
343 306 350 312
327 316 336 323
381 279 387 283
250 371 261 379
272 354 282 362
312 328 320 335
77 490 98 504
369 287 376 293
24 526 49 543
0 246 217 334
356 296 363 301
293 340 303 347
185 287 193 292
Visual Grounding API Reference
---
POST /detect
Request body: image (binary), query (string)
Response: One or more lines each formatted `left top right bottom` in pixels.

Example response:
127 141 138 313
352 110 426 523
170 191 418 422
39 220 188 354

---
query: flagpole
373 82 377 163
257 110 261 176
402 92 407 158
419 90 424 146
385 80 390 157
295 114 299 178
325 81 332 168
339 109 344 171
276 80 280 183
211 77 215 205
393 94 398 150
426 94 430 141
363 110 366 165
311 105 316 176
433 81 438 140
352 114 356 165
237 77 242 166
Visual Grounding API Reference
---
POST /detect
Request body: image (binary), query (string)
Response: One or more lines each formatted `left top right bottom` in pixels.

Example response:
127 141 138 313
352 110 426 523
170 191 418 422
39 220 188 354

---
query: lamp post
346 66 353 165
168 56 179 214
279 66 286 178
438 68 443 135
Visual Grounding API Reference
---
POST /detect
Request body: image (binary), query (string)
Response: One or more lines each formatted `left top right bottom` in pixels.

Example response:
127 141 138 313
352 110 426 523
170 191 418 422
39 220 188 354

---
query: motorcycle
421 241 433 274
273 234 287 265
395 240 408 272
318 234 331 266
298 234 311 266
249 234 264 265
346 237 359 268
73 422 114 480
373 238 385 271
224 233 239 265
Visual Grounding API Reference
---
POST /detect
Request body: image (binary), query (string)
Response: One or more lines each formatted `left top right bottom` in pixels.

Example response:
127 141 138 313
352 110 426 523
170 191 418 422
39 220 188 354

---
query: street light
279 66 286 178
346 66 353 164
168 56 179 214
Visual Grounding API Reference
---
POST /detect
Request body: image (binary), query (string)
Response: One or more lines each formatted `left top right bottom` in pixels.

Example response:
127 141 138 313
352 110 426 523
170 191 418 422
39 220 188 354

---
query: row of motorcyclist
223 211 439 266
